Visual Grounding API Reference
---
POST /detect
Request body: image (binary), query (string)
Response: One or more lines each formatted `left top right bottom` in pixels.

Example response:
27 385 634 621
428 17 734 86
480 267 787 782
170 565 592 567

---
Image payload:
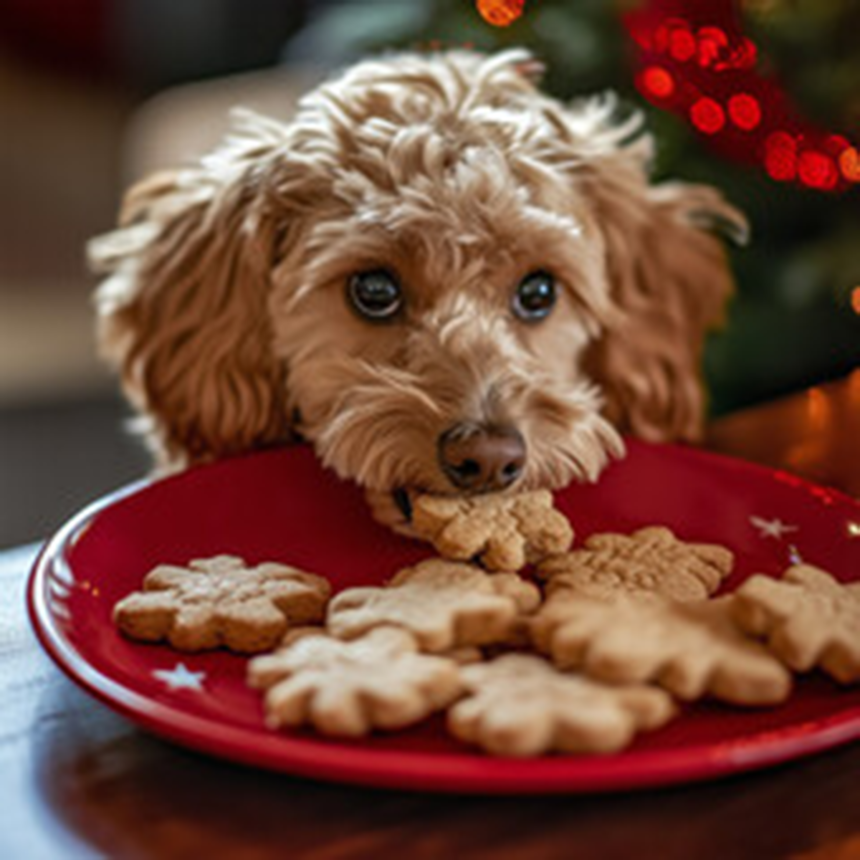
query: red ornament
476 0 525 28
626 0 858 192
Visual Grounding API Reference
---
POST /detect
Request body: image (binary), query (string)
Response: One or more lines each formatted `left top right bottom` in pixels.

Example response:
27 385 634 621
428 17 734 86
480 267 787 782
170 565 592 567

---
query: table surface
4 374 860 860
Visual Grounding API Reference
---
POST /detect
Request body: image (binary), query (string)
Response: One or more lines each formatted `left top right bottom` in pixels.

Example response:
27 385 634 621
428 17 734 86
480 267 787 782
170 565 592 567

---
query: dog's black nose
438 423 526 493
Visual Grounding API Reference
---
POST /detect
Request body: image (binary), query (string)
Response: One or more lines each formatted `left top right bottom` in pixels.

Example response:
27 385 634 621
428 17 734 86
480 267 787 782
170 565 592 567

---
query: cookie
538 527 733 602
411 489 573 571
326 559 541 652
448 653 675 756
732 564 860 683
247 627 462 735
532 592 791 705
113 555 331 653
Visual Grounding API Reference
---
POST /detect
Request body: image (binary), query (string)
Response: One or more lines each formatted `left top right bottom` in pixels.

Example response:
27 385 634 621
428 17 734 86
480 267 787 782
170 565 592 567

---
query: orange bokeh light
839 147 860 182
851 287 860 315
690 97 725 135
476 0 524 27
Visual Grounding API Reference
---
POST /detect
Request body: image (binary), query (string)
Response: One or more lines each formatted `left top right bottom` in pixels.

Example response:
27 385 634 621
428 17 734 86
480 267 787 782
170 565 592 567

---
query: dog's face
91 50 745 505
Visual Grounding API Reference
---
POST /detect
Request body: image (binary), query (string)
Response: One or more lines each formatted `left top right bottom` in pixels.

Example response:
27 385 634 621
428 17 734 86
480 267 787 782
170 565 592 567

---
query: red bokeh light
766 131 797 154
852 287 860 316
798 151 838 190
640 66 675 99
728 93 761 131
690 98 725 135
764 149 796 182
476 0 524 27
824 134 849 156
697 26 728 68
669 28 696 62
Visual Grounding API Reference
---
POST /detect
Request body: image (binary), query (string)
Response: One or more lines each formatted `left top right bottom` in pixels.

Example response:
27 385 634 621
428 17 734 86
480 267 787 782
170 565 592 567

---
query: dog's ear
89 110 302 467
574 104 747 442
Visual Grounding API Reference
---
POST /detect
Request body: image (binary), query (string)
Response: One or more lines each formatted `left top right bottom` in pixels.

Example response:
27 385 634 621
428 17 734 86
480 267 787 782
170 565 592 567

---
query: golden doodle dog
89 49 746 531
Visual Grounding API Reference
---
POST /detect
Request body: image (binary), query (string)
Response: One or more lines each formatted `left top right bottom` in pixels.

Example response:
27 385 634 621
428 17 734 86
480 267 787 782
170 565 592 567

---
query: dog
89 49 746 531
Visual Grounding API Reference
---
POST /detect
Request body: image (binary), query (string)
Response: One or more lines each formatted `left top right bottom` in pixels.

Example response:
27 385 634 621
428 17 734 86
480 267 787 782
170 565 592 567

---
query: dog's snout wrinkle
438 422 526 493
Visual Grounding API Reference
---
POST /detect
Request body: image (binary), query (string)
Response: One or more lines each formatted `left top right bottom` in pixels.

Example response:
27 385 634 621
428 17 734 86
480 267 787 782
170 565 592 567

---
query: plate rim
26 440 860 794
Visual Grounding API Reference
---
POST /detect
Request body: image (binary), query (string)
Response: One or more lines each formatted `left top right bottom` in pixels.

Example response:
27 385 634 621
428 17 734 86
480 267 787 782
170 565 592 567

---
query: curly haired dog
89 49 746 530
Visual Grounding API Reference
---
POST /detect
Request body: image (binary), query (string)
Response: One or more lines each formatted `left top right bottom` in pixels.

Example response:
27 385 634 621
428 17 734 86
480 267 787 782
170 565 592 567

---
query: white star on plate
153 662 206 692
750 516 798 540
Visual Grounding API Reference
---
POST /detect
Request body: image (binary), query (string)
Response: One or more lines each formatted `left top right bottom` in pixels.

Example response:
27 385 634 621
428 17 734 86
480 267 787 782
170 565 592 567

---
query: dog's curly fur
89 49 745 518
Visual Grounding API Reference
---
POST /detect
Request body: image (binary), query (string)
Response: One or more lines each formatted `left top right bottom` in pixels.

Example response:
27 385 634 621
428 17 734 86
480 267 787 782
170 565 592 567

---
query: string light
764 132 797 181
690 97 725 135
476 0 524 27
625 0 858 192
798 151 838 190
728 93 761 131
640 66 675 99
696 26 729 68
668 28 696 61
839 147 860 182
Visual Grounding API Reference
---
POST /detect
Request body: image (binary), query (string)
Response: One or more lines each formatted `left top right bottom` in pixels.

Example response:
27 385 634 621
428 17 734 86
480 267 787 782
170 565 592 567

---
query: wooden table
4 375 860 860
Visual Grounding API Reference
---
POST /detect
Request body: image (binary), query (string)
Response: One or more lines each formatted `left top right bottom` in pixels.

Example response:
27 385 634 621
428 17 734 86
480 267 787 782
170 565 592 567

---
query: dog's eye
347 269 403 321
512 271 556 322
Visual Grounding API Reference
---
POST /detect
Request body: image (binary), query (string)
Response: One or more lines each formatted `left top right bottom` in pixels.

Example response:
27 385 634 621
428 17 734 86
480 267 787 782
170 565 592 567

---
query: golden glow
806 387 830 428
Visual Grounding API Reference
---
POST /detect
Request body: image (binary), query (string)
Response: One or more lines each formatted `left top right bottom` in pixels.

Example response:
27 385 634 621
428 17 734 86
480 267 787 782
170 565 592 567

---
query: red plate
27 439 860 794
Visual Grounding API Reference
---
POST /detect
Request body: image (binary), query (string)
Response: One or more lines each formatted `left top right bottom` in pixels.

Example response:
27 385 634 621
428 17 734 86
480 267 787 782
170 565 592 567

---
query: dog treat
732 564 860 683
538 527 733 602
532 592 792 705
411 489 574 571
448 653 675 756
248 627 462 735
326 558 541 652
113 555 331 653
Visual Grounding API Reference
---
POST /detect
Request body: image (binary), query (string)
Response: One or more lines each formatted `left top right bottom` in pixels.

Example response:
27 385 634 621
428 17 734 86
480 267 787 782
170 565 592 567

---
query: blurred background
0 0 857 547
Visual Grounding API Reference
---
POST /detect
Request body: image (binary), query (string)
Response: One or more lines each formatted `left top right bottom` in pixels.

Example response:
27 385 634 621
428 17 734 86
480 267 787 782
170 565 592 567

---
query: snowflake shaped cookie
326 559 541 651
247 627 462 736
113 555 331 653
538 527 733 602
411 489 574 571
732 564 860 683
531 593 791 705
448 653 675 756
